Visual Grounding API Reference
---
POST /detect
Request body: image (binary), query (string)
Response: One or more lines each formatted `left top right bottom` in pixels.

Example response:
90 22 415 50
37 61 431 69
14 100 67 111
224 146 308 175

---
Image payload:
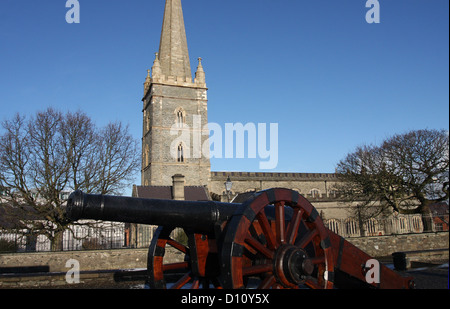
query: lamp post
224 176 232 202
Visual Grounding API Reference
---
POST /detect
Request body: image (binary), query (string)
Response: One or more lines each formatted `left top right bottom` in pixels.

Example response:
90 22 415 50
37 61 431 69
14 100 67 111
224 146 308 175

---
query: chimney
172 174 185 200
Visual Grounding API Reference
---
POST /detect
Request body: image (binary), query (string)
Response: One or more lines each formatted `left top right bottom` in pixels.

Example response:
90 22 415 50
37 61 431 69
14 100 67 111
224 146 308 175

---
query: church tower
141 0 210 186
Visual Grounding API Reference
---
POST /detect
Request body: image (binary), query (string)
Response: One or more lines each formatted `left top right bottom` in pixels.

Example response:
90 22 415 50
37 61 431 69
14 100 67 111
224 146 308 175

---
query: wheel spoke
304 278 322 289
286 208 303 244
297 228 318 249
245 233 274 259
310 256 325 265
256 211 277 249
243 264 273 276
170 272 192 289
258 275 276 289
162 262 189 271
275 201 286 244
191 278 200 289
167 238 188 254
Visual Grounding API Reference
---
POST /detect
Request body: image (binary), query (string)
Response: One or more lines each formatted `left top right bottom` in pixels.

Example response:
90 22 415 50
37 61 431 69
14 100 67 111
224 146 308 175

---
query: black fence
0 222 126 253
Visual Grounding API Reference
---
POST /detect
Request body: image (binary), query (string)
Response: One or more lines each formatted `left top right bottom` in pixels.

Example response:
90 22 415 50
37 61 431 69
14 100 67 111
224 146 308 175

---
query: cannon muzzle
66 190 237 233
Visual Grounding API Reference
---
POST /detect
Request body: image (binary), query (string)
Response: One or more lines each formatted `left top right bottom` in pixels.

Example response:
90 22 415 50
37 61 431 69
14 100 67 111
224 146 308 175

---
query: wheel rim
220 188 334 289
147 226 222 289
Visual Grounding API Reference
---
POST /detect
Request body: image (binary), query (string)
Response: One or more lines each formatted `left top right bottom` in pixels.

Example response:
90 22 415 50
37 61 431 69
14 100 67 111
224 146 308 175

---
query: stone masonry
141 0 210 187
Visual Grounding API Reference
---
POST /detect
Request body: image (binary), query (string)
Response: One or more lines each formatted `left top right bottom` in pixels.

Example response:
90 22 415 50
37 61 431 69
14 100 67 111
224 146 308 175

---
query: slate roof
133 185 211 201
428 202 449 216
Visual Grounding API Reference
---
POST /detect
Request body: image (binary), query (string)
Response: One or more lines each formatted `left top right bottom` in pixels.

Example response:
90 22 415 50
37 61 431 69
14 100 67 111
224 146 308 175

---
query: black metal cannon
66 188 414 289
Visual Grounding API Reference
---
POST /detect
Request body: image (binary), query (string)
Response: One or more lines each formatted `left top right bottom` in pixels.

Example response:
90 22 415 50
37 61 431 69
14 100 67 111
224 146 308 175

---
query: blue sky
1 0 449 185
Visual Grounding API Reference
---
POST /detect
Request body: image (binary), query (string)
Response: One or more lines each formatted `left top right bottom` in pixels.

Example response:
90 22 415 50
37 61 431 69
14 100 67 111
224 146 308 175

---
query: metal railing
324 214 448 238
0 221 126 253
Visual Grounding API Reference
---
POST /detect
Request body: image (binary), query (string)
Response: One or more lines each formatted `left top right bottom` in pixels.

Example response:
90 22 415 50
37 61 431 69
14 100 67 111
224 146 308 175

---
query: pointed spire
158 0 192 83
144 69 151 94
194 57 206 86
151 52 162 80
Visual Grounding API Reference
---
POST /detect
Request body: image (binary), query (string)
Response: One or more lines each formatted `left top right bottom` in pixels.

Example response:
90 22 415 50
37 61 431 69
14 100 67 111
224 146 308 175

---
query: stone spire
144 69 151 94
151 52 162 81
158 0 192 83
194 57 206 86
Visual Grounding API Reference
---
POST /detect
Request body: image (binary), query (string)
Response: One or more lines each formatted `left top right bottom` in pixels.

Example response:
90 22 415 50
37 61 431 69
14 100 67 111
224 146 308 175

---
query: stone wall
0 247 185 288
0 247 184 274
347 231 449 258
0 269 121 288
0 248 148 273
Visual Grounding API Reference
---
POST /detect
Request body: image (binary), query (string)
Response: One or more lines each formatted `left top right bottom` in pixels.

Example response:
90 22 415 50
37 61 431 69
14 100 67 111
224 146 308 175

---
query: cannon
66 188 414 289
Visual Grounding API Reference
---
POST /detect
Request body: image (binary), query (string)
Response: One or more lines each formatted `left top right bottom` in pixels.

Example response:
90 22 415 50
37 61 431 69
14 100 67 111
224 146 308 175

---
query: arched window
327 219 340 235
177 143 184 163
365 218 382 236
175 108 186 128
345 218 359 237
329 189 337 198
398 216 407 233
310 189 320 198
411 215 423 233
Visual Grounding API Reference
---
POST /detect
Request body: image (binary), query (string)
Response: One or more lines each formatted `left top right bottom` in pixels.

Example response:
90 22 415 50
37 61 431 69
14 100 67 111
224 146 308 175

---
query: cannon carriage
66 188 414 289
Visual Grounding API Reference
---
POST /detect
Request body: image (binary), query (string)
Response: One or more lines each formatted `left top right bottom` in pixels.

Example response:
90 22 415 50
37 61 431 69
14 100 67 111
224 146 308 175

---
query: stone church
133 0 344 220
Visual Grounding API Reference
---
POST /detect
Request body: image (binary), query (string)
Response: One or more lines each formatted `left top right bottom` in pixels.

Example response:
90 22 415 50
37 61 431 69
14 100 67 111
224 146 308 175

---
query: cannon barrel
65 190 238 233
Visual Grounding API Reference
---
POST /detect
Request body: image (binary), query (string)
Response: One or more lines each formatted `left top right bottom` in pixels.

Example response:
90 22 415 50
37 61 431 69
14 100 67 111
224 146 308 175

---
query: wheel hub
274 245 314 287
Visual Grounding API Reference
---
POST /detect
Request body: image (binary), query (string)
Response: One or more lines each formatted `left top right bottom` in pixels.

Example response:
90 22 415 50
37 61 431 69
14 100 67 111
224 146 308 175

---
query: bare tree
0 108 140 250
383 129 449 209
93 122 140 195
59 110 98 193
336 129 449 222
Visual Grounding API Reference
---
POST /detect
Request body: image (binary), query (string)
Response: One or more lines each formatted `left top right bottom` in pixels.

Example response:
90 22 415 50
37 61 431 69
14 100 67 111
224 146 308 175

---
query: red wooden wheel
220 188 334 289
147 226 223 289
